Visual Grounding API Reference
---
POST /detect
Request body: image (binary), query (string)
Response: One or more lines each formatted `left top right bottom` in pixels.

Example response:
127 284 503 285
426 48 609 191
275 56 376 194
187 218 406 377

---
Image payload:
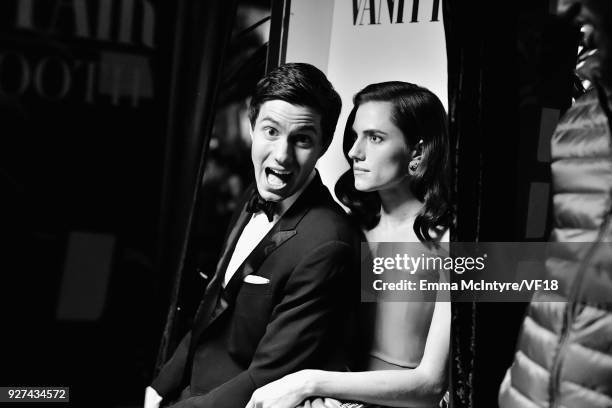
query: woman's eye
369 134 383 143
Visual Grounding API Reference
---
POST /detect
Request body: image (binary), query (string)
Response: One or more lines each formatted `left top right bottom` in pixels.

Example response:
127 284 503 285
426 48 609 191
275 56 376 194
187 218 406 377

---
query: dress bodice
360 240 440 370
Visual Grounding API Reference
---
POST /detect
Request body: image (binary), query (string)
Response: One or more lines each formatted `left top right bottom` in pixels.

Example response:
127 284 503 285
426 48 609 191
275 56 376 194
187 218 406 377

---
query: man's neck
255 170 317 221
278 170 316 214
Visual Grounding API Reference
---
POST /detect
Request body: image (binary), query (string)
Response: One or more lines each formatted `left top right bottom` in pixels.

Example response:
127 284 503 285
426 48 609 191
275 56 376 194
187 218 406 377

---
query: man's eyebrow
259 117 281 126
292 124 318 133
259 117 318 133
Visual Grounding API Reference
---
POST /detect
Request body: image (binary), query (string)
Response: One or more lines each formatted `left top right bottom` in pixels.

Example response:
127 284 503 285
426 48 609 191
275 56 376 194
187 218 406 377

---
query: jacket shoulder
302 196 359 242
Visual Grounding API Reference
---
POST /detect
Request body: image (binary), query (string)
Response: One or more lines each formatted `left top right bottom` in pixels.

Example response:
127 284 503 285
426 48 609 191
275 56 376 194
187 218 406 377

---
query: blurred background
0 0 268 406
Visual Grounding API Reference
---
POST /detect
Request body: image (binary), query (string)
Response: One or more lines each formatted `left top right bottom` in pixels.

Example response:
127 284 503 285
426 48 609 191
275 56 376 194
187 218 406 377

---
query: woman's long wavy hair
334 81 451 242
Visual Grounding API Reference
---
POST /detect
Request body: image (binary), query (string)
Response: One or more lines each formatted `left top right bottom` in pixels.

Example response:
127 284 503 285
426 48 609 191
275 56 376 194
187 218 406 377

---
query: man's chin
257 186 292 202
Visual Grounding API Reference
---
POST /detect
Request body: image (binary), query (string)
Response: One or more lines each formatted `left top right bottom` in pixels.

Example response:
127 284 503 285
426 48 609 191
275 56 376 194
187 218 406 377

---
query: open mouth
265 168 293 187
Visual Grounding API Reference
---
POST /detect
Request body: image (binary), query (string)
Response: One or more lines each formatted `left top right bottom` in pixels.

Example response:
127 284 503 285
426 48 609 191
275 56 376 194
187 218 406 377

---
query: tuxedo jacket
151 174 360 408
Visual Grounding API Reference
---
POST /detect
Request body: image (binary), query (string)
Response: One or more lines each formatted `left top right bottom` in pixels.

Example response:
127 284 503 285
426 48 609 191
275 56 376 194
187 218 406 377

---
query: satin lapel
189 189 253 344
222 228 297 301
191 174 329 334
214 184 257 281
216 174 329 312
214 207 252 280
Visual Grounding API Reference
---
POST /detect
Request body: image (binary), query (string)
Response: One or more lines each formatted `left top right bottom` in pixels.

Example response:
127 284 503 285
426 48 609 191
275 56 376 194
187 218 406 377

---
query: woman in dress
246 81 452 408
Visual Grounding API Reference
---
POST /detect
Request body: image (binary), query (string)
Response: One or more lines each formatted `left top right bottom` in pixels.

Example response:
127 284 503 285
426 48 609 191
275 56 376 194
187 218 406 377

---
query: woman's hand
245 370 318 408
297 397 342 408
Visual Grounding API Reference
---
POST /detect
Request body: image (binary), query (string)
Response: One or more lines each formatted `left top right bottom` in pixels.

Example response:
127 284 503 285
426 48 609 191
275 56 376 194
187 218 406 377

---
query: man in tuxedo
145 63 359 408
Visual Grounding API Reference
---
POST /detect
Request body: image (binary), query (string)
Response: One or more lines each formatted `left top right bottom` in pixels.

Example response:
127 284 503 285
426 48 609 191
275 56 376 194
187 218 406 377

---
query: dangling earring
408 159 420 176
408 139 423 176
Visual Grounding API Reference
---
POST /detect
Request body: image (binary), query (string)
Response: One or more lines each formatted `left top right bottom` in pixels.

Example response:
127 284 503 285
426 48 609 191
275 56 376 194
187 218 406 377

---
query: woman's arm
308 300 450 408
246 299 450 408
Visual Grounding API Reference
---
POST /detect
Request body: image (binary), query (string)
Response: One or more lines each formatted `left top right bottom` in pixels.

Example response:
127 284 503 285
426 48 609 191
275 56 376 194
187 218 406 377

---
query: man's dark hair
248 63 342 150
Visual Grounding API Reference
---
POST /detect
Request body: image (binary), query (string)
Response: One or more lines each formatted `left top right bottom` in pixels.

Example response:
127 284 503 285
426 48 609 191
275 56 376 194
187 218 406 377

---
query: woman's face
348 101 412 192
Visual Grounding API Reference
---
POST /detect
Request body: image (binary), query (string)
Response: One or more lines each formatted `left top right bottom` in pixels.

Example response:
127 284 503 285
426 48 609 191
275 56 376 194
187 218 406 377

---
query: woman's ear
408 139 424 175
410 139 424 160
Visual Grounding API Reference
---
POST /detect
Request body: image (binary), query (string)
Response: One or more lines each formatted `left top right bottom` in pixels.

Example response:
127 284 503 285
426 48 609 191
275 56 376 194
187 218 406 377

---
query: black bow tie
246 190 276 222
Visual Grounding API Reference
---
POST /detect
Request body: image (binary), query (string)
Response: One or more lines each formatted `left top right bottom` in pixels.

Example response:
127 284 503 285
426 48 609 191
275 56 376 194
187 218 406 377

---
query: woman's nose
348 137 365 161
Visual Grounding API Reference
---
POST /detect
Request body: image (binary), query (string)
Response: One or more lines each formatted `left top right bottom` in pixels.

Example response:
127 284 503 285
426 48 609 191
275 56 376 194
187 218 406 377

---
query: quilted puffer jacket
498 87 612 408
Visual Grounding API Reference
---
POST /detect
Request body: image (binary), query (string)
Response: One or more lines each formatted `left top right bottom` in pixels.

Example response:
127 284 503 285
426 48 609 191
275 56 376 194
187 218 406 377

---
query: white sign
285 0 447 190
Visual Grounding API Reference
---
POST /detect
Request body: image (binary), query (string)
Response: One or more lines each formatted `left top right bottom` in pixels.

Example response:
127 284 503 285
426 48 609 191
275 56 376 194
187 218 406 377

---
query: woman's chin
354 182 377 193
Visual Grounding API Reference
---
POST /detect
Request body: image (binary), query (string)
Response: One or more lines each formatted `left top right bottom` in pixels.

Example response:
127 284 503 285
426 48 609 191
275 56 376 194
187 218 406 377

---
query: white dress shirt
144 386 162 408
223 171 316 287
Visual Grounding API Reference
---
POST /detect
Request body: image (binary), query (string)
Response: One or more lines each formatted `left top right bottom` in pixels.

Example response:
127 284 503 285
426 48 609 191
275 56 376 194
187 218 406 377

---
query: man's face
250 100 324 202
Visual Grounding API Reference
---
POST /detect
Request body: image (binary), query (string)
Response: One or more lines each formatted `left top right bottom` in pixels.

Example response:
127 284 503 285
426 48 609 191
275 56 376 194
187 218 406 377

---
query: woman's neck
377 180 422 230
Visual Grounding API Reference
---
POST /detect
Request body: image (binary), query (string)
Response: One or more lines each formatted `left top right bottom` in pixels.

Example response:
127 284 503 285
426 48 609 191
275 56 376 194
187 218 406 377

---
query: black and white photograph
1 0 610 407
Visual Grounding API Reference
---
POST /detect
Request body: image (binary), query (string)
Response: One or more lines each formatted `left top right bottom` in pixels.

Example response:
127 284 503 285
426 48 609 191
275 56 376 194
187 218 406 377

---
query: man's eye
295 135 313 147
264 127 278 137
